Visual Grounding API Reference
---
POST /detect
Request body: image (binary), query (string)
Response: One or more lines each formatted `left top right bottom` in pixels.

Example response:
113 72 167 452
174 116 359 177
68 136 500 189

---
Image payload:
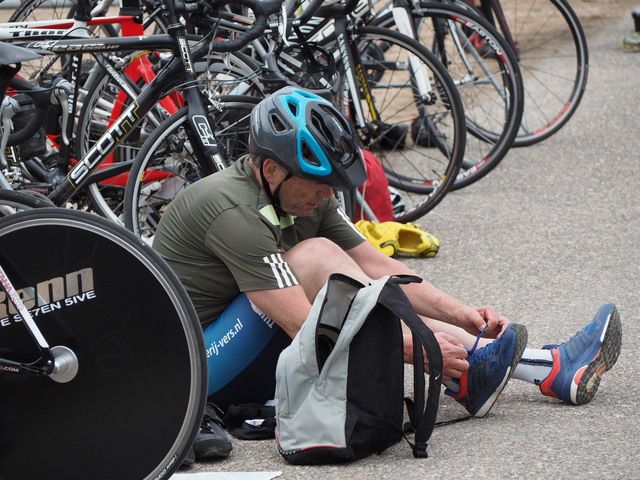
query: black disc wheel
0 208 206 480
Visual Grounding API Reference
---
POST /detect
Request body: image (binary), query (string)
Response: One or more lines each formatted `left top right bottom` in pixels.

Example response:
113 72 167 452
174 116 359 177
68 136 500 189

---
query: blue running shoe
539 303 622 405
446 323 528 417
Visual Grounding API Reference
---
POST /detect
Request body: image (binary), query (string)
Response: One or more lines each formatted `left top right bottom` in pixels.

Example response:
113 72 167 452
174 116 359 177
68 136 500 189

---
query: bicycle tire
76 51 264 223
452 0 589 146
123 95 260 239
0 207 206 480
325 26 466 222
9 0 118 82
370 3 524 190
75 57 174 223
0 189 55 217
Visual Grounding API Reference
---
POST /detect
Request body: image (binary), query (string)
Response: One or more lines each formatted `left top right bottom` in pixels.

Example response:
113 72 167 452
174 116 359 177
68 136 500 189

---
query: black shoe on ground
180 446 196 468
193 403 233 461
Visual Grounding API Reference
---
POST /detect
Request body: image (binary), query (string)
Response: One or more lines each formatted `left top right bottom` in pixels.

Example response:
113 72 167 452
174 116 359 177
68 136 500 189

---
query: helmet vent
270 113 288 134
311 109 333 144
301 139 321 166
287 101 299 117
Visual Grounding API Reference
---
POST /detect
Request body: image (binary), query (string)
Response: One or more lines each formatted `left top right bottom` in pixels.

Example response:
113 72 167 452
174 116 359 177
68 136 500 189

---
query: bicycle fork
391 3 435 102
333 13 434 137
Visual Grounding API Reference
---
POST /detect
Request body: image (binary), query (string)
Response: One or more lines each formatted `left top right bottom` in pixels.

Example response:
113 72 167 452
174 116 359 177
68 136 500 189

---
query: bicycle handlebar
199 0 284 52
287 0 361 29
4 76 50 147
1 0 284 144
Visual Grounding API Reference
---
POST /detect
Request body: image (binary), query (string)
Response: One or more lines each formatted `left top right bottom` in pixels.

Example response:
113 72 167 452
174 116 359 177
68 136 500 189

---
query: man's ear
262 158 283 183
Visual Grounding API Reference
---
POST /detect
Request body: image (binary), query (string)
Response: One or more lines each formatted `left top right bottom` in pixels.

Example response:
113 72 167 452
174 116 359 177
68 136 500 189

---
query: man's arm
345 240 509 338
245 285 312 339
246 237 475 380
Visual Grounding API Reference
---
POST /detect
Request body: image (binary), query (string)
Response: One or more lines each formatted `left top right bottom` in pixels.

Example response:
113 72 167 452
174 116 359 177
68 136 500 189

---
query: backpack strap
376 275 443 458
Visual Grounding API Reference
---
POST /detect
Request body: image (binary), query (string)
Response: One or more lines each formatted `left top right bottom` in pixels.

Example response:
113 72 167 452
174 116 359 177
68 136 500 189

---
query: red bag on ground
355 149 394 222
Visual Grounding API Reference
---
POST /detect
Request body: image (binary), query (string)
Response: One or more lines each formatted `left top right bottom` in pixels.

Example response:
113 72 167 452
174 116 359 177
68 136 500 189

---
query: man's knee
285 237 346 257
284 237 346 267
284 238 370 298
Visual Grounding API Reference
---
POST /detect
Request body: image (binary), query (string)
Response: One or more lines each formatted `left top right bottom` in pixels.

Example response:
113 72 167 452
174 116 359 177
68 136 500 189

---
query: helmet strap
260 162 293 217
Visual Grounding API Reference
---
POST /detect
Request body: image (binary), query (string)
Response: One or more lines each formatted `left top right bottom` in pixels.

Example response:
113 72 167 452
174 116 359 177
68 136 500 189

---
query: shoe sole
474 323 528 417
193 442 232 460
574 304 622 405
180 446 196 467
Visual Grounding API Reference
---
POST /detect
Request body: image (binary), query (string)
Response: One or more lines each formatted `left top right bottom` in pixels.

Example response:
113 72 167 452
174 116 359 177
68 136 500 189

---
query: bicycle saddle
0 42 44 66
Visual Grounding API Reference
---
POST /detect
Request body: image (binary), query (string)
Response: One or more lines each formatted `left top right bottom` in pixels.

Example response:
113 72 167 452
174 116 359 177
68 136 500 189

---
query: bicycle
2 0 243 219
449 0 589 146
366 0 525 190
0 45 206 478
0 188 55 217
1 0 280 223
123 0 468 238
0 205 208 479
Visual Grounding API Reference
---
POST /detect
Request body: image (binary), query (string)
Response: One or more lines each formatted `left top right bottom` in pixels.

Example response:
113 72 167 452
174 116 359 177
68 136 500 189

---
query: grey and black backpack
275 273 443 464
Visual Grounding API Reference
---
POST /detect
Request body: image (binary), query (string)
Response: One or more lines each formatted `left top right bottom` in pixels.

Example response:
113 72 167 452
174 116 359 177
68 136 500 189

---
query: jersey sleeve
316 198 366 250
204 206 300 292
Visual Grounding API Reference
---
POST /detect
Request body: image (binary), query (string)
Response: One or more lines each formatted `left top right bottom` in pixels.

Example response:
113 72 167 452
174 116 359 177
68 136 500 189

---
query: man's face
278 175 334 217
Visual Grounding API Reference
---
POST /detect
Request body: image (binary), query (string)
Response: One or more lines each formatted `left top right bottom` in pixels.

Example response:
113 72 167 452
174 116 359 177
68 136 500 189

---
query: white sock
512 348 554 385
444 380 459 394
444 348 554 394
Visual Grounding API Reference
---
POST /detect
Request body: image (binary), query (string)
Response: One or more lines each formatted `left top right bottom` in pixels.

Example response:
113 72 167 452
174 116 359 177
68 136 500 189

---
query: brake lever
50 78 74 146
0 96 20 167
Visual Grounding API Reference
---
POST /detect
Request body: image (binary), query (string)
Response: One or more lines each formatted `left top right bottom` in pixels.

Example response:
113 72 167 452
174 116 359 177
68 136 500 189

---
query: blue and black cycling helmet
249 86 366 192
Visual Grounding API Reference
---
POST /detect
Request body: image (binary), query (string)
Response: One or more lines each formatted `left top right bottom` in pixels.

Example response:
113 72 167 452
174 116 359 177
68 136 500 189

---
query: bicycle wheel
124 95 259 239
0 208 206 480
75 58 175 223
454 0 588 146
77 52 263 223
371 3 524 190
330 26 466 222
9 0 118 82
0 189 54 217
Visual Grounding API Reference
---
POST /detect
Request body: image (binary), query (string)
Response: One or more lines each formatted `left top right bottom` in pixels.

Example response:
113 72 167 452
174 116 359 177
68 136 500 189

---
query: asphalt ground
184 4 640 480
1 2 638 479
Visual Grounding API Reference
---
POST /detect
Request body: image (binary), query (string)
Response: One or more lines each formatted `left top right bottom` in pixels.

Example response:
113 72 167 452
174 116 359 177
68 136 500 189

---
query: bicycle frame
288 0 434 136
1 3 182 182
34 35 225 205
3 3 228 207
467 0 518 57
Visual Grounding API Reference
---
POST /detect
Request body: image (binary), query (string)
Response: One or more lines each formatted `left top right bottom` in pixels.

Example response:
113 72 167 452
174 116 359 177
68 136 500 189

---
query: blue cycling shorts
203 293 291 411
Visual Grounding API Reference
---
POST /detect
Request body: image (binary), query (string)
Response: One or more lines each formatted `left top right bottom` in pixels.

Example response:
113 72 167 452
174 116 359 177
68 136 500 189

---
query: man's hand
455 305 511 339
403 332 469 381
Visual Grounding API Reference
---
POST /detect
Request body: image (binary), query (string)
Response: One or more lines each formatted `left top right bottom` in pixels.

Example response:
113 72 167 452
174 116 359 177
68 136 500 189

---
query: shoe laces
466 324 502 368
445 324 490 395
466 324 489 356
